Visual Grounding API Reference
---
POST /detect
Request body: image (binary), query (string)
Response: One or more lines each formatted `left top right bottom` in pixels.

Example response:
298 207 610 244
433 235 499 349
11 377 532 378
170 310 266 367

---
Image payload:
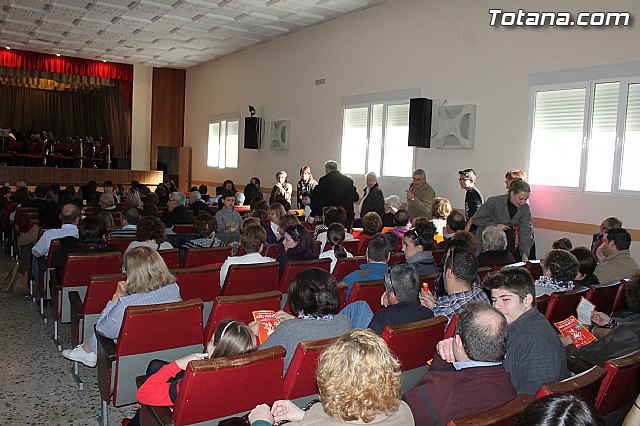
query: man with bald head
32 204 81 258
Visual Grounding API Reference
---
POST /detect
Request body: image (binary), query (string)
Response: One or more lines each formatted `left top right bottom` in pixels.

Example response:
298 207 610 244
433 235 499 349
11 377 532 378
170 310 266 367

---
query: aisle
0 247 134 425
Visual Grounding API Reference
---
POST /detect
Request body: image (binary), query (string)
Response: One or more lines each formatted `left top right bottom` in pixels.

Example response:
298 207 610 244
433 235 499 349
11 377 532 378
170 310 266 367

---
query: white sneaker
62 345 97 367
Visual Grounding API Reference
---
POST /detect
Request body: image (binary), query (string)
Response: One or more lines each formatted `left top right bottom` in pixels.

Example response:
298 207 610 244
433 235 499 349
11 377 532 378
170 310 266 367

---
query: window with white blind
528 77 640 194
340 89 418 178
207 114 239 169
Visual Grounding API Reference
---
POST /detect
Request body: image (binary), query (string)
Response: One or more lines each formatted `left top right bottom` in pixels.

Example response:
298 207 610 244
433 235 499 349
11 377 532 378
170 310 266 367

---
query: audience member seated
300 191 312 222
381 195 401 228
485 268 568 395
404 303 516 426
436 210 466 251
252 268 352 371
477 226 516 268
52 216 119 279
24 185 61 230
386 209 411 238
369 263 434 335
252 209 279 244
315 206 355 251
402 223 438 275
420 246 489 322
198 184 210 202
277 214 301 253
61 246 181 367
269 171 293 205
109 208 140 238
515 394 605 426
276 224 317 278
214 191 242 244
187 191 209 213
235 191 246 206
130 320 257 425
552 237 573 251
341 233 393 299
534 249 579 296
32 203 80 258
594 228 639 284
571 247 599 286
98 211 115 231
319 223 353 272
99 193 121 213
219 224 274 285
268 202 286 239
243 177 263 204
125 188 143 211
181 213 223 249
155 185 168 206
591 216 622 254
250 329 414 425
126 216 173 252
162 191 194 228
354 211 383 243
561 271 640 367
430 197 452 236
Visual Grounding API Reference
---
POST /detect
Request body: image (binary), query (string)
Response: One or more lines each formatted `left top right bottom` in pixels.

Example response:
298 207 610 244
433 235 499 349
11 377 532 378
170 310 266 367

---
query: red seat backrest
203 291 281 344
595 349 640 415
158 248 180 269
84 273 126 314
586 280 621 316
443 314 458 339
60 252 122 289
356 236 371 256
388 252 405 266
342 239 360 255
263 243 279 259
173 223 195 234
222 261 280 296
382 316 448 371
344 279 386 314
279 258 331 293
613 279 630 313
545 286 589 324
171 266 221 304
107 237 135 253
172 346 285 425
283 337 338 400
525 261 543 280
419 273 439 293
184 246 232 268
432 250 445 267
536 294 551 317
446 394 534 426
535 365 605 406
332 255 367 281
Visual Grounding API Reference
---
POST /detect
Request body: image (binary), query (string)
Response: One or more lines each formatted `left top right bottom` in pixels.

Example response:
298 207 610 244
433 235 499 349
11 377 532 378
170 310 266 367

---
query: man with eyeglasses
458 169 483 232
369 262 434 335
161 191 194 228
406 168 436 221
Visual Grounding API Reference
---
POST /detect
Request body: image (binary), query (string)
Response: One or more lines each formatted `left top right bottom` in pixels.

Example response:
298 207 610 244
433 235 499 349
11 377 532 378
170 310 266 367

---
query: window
340 89 419 178
528 72 640 194
207 114 239 169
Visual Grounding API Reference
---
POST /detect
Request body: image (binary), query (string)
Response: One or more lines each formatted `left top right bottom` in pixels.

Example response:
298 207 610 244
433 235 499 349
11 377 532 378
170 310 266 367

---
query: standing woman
296 166 317 209
357 172 385 225
472 178 533 262
270 171 293 205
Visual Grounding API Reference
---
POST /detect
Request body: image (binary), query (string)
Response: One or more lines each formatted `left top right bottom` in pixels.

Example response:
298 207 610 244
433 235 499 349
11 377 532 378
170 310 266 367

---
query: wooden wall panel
150 67 185 170
0 166 163 187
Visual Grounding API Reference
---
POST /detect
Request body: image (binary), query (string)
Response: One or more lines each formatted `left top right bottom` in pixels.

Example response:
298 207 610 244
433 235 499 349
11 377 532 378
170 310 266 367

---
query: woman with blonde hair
430 197 452 235
125 188 143 210
249 329 414 425
269 170 293 204
62 246 181 367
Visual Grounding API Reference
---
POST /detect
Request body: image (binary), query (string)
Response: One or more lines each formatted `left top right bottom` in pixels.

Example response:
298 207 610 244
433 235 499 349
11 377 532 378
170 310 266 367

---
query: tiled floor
0 245 134 426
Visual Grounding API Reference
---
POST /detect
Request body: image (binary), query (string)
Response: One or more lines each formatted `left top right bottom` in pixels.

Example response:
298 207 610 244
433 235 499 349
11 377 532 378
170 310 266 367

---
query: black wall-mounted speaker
408 98 433 148
244 117 264 149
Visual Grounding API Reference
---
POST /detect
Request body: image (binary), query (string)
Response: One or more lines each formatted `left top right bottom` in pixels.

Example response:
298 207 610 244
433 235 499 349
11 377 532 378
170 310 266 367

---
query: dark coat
162 205 194 227
311 170 359 227
360 184 385 219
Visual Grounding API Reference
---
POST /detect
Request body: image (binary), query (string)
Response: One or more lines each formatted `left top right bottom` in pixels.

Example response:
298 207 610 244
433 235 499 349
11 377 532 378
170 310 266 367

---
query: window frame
206 112 240 170
527 74 640 197
340 88 420 179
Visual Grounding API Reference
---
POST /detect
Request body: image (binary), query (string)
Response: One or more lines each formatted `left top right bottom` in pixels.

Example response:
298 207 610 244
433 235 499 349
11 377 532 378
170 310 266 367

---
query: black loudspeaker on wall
244 117 264 149
408 98 433 148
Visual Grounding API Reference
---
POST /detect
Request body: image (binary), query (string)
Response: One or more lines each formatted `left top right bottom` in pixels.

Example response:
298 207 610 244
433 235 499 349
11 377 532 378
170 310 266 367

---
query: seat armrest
567 355 594 375
69 291 84 324
136 374 147 389
139 403 174 426
96 331 117 402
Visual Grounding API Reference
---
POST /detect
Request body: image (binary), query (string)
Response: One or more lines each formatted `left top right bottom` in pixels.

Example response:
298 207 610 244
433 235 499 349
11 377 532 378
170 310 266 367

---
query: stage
0 166 163 187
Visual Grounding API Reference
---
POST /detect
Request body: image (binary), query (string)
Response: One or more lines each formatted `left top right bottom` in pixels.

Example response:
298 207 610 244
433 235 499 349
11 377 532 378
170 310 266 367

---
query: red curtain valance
0 49 133 81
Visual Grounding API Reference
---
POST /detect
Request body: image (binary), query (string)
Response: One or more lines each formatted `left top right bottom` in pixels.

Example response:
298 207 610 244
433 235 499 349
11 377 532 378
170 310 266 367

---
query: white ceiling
0 0 384 69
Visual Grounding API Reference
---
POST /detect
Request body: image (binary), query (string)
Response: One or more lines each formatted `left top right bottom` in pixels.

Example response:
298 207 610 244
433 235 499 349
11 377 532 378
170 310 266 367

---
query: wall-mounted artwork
436 105 476 149
271 120 291 150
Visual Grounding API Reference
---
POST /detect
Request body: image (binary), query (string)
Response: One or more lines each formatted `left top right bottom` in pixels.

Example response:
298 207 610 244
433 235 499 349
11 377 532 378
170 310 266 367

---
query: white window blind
207 115 239 169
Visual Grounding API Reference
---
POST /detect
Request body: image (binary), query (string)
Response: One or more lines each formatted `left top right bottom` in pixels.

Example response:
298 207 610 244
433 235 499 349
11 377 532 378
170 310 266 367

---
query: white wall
184 0 640 256
131 65 153 170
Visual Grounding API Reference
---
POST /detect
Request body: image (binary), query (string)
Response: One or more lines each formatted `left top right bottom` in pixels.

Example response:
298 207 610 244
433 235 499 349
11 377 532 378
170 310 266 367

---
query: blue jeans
340 301 374 330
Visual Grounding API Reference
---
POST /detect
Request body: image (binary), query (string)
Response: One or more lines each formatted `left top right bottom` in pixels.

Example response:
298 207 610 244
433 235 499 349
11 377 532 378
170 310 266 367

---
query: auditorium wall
183 0 640 257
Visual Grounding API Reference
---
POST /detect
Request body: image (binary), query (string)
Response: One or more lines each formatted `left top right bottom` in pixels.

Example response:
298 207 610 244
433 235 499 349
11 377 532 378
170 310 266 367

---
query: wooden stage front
0 166 163 187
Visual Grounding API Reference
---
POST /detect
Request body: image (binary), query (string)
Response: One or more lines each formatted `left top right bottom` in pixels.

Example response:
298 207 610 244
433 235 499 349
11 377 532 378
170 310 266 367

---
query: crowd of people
1 159 639 426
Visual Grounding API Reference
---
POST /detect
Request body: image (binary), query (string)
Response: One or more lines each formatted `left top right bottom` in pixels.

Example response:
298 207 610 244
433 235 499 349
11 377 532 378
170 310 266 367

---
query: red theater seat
343 279 386 314
332 255 367 281
158 248 180 269
171 266 221 325
183 246 232 268
279 258 331 294
585 280 621 316
221 261 280 296
534 365 606 406
173 223 194 234
595 349 640 416
446 394 534 426
106 237 135 253
544 286 589 325
283 337 338 401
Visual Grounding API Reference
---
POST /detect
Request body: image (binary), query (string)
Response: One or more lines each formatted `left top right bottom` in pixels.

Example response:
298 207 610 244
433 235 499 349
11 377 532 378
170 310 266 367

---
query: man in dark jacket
161 191 194 228
311 160 359 228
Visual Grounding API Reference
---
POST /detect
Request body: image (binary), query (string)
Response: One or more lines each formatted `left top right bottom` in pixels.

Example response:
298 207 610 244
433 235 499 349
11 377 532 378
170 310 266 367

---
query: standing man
311 160 359 228
406 169 435 221
458 169 483 232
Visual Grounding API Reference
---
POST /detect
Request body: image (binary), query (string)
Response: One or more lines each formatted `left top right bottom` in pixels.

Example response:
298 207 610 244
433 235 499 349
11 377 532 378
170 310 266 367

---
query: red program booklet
252 310 280 344
555 315 597 348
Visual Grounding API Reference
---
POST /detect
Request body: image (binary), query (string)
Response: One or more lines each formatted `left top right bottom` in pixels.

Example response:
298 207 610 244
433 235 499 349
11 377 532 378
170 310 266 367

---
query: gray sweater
260 314 352 371
472 194 533 258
